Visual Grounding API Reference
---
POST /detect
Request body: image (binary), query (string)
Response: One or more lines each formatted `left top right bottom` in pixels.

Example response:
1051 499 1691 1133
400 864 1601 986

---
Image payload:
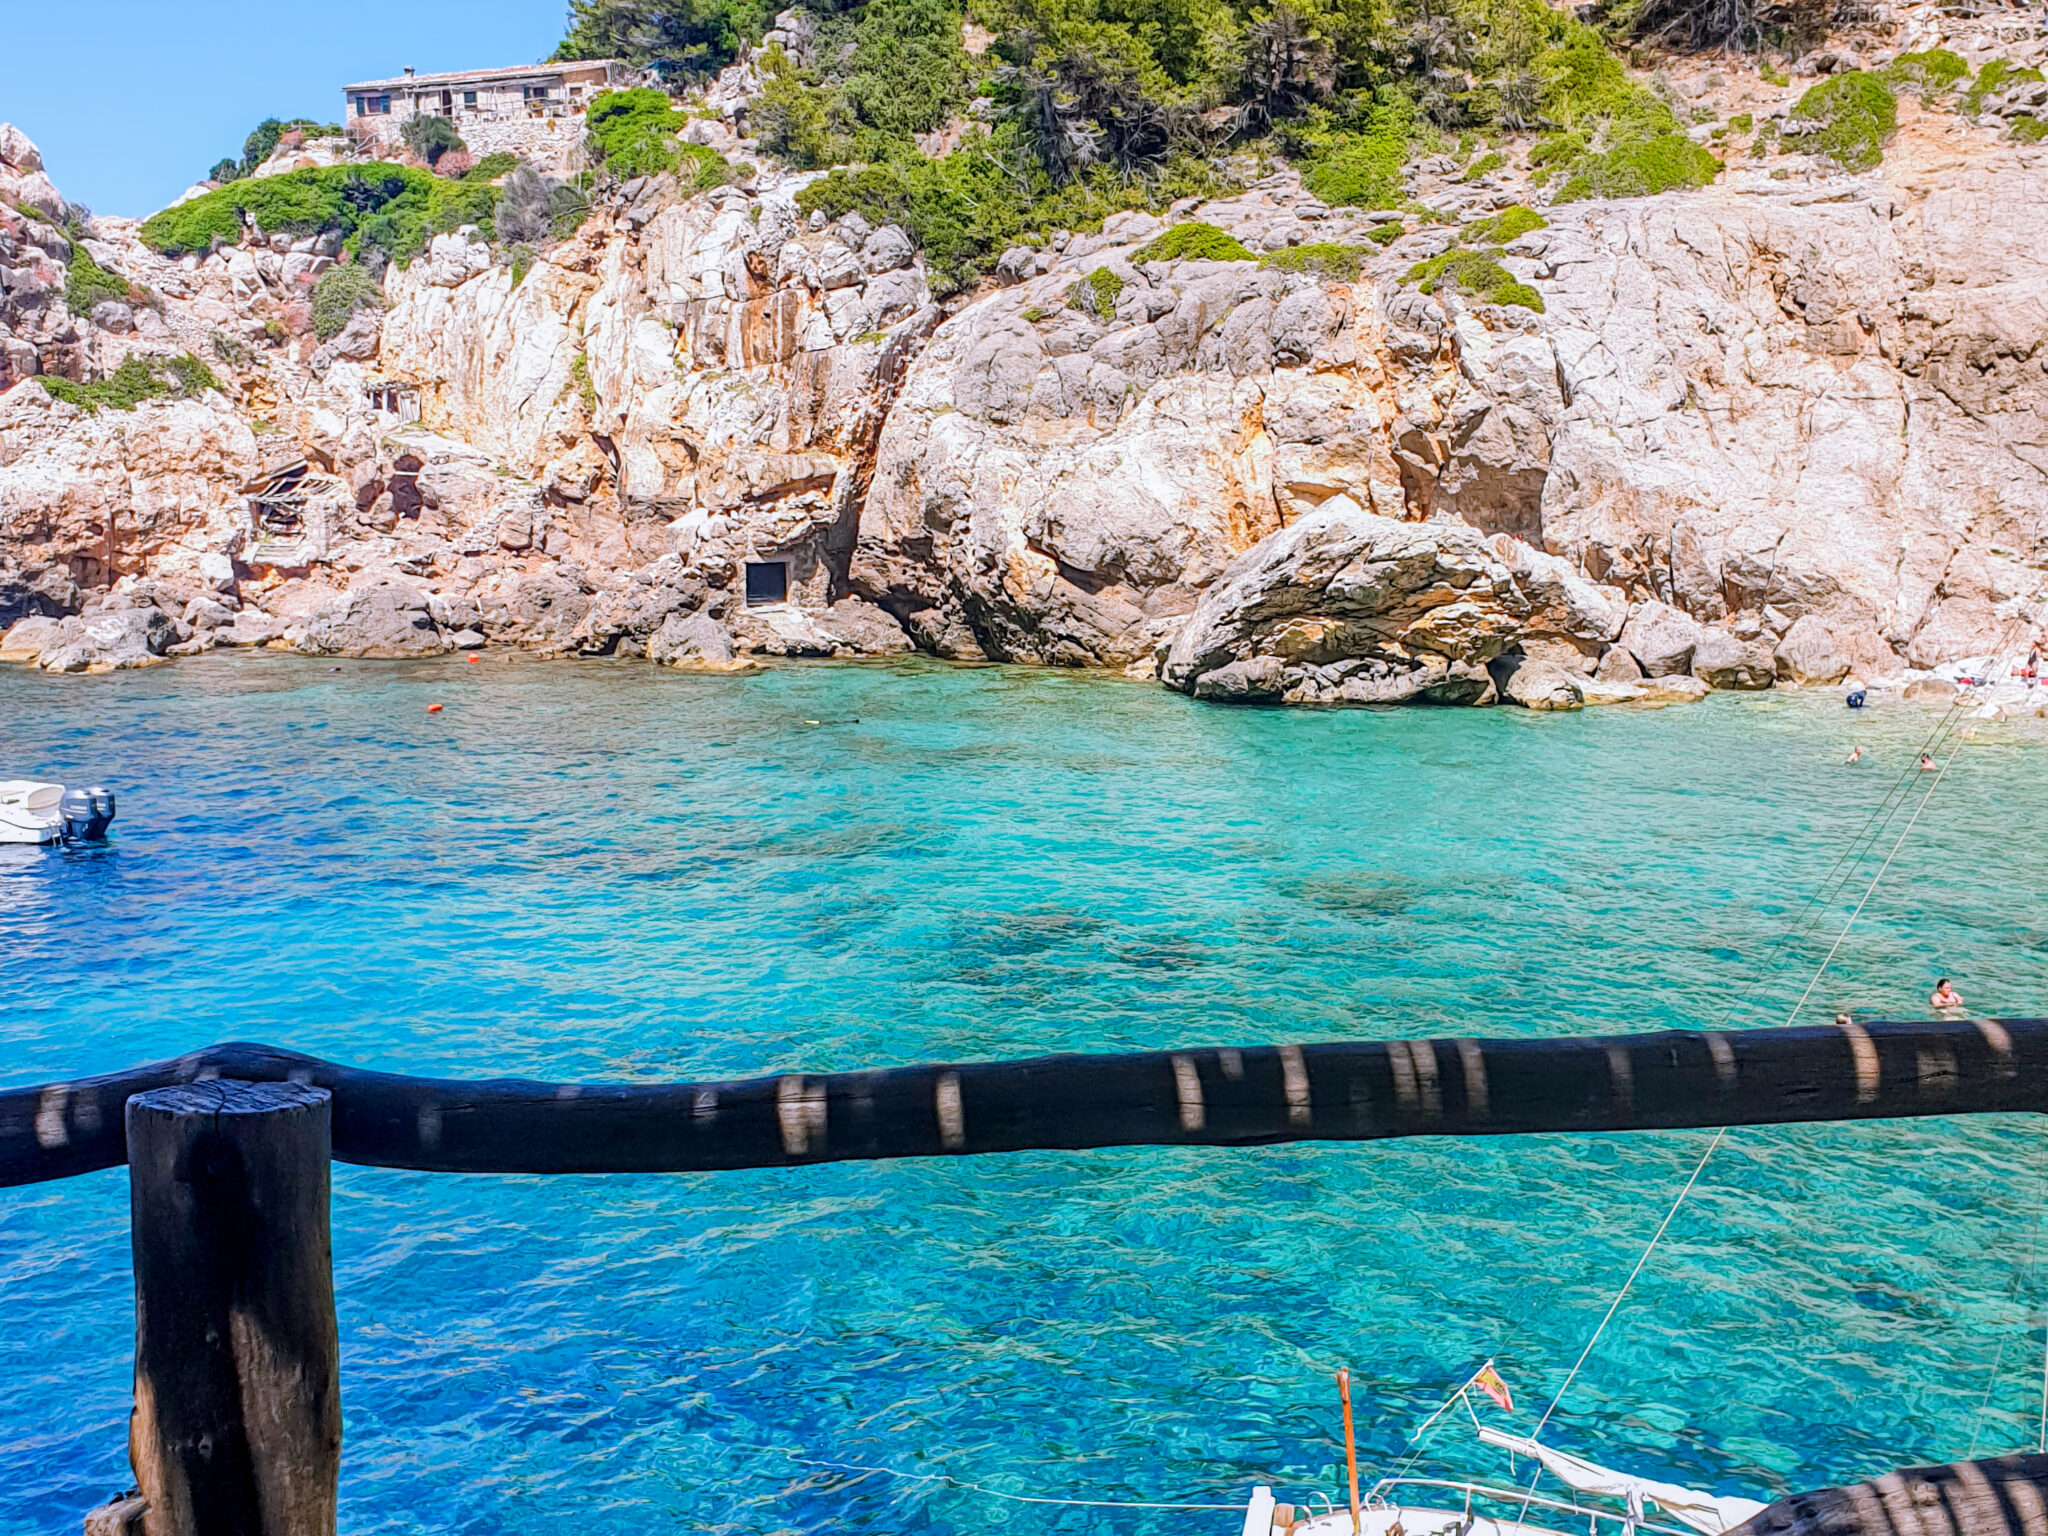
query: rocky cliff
3 97 2046 705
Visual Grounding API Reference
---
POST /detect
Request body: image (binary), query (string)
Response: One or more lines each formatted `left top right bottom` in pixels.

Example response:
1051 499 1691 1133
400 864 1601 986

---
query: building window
744 561 790 607
523 85 551 101
463 90 477 107
374 95 391 114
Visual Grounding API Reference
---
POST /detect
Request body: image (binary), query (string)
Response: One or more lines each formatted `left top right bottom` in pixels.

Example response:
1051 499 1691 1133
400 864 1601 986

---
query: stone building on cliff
342 60 629 162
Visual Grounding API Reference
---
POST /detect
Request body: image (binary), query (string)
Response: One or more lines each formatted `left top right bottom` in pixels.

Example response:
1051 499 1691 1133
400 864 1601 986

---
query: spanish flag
1471 1361 1514 1413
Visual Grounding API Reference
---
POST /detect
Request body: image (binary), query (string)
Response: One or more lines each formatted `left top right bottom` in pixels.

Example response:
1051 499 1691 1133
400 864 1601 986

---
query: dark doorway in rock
744 560 789 607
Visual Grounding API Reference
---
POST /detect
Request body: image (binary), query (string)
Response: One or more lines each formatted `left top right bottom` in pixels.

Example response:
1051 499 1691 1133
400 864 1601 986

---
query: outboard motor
58 785 115 842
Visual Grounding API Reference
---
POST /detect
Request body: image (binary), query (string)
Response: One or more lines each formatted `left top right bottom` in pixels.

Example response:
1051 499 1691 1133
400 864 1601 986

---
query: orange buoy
466 655 480 664
427 703 444 713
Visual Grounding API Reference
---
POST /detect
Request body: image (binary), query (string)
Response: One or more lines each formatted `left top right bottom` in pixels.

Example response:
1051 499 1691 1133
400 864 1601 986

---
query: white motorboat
0 781 116 845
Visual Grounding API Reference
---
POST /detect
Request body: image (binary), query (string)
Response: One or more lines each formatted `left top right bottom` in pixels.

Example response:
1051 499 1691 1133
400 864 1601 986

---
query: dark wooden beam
3 1017 2043 1187
1733 1453 2048 1536
125 1081 340 1536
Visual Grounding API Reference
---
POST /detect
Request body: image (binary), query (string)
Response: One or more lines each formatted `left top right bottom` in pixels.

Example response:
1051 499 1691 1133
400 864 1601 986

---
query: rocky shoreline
5 64 2047 714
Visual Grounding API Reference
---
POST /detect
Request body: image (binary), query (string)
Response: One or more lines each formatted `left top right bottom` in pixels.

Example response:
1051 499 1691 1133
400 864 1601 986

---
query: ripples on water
4 655 2048 1534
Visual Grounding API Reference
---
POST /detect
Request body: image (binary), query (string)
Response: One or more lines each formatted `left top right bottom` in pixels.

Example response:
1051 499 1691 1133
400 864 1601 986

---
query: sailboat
1243 1419 1768 1536
1240 1361 1769 1536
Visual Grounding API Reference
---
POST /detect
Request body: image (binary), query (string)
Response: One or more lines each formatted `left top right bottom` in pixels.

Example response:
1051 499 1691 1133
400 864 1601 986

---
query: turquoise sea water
5 654 2048 1536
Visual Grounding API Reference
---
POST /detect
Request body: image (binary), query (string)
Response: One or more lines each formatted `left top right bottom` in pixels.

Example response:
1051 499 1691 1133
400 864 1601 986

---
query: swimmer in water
1845 745 1862 763
1931 978 1964 1011
1919 753 1937 771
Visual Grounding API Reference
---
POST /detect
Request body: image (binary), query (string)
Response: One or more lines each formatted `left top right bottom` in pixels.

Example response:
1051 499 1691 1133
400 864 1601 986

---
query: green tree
556 0 769 77
400 114 467 167
842 0 970 138
584 88 686 177
750 43 843 167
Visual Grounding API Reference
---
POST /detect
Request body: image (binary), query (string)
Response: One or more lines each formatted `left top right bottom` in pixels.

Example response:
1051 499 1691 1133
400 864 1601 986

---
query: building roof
343 60 619 94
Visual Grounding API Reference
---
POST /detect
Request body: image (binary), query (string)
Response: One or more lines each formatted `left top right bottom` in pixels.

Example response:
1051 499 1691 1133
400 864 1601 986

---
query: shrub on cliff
311 264 385 340
141 165 434 258
1961 59 2046 116
1537 87 1718 200
1285 99 1413 211
1465 204 1547 243
1883 49 1967 96
750 44 845 169
1553 131 1718 198
1791 70 1896 171
64 247 132 316
1132 221 1254 264
401 115 466 167
494 165 594 245
353 173 503 259
586 88 686 177
40 353 221 414
1262 242 1371 278
1406 246 1542 311
1067 265 1123 318
796 140 1219 290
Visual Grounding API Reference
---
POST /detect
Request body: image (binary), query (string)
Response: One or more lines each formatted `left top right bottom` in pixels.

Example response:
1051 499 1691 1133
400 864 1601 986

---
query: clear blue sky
6 0 576 218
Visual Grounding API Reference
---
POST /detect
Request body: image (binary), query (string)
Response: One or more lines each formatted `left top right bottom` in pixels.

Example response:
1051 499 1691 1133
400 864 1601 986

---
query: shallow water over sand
5 654 2048 1535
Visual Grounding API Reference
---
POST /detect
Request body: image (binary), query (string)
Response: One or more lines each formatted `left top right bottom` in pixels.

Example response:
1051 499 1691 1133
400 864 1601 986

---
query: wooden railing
10 1017 2048 1536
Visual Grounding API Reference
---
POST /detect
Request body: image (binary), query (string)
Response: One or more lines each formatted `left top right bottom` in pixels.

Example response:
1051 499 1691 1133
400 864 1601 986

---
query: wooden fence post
124 1080 340 1536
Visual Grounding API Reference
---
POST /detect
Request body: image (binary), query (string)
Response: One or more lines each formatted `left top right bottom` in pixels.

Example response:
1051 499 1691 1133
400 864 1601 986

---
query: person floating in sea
1919 753 1938 771
1845 745 1863 764
1931 978 1965 1011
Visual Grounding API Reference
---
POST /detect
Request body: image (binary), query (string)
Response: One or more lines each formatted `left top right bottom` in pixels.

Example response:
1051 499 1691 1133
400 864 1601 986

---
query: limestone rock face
298 581 451 658
0 386 257 598
1524 164 2048 671
4 112 2047 700
855 249 1404 667
1159 500 1584 706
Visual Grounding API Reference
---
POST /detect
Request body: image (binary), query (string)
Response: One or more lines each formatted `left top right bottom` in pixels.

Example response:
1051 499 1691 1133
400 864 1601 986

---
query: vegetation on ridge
40 353 222 414
139 158 582 269
311 265 385 340
1790 70 1896 172
64 247 133 317
1131 222 1254 265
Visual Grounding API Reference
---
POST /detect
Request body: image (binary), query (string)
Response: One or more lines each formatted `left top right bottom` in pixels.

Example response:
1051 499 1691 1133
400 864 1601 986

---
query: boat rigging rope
1965 1100 2048 1457
1501 626 2036 1510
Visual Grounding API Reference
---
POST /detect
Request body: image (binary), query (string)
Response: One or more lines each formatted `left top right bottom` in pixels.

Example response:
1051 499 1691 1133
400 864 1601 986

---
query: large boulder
298 582 450 658
649 610 740 668
14 607 179 672
0 613 71 663
1773 614 1850 684
1690 629 1775 690
1619 600 1708 677
1160 498 1527 707
1489 653 1585 710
